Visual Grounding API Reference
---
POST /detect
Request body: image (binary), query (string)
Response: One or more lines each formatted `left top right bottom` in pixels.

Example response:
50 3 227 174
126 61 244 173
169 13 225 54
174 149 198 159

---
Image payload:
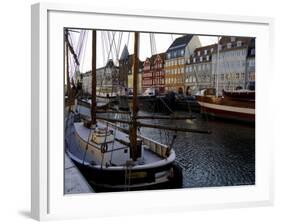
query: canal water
138 110 255 188
74 106 255 189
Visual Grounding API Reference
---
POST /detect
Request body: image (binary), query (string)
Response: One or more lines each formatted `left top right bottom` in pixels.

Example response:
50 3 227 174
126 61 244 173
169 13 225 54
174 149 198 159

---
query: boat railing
98 120 170 159
138 135 169 158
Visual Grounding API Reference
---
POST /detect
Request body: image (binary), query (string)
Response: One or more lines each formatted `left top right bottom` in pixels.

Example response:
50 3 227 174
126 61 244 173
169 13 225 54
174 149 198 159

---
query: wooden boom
136 115 196 120
94 116 211 134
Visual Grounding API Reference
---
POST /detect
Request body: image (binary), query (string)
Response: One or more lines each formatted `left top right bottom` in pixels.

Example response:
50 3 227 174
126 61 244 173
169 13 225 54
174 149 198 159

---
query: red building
142 53 165 94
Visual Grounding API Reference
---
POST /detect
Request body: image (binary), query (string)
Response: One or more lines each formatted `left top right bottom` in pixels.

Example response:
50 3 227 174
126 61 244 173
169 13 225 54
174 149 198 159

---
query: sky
67 30 218 76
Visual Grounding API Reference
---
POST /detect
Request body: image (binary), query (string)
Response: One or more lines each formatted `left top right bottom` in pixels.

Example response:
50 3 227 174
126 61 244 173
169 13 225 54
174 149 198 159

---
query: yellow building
164 35 201 93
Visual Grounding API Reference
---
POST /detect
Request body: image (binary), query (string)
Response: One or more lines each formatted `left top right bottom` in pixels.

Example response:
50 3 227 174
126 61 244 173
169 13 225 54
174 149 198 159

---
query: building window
181 49 184 56
237 41 242 47
200 56 203 62
167 53 171 59
193 58 196 63
231 37 235 42
251 48 255 55
197 51 201 56
204 49 207 55
206 55 210 61
187 58 190 64
227 43 232 49
211 48 214 53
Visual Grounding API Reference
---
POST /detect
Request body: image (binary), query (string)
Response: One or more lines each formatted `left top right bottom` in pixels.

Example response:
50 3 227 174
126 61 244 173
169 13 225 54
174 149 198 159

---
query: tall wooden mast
130 32 140 161
91 30 97 125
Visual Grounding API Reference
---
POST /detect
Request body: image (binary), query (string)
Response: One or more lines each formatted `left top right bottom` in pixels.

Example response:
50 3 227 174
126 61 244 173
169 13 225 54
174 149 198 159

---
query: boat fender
101 143 108 153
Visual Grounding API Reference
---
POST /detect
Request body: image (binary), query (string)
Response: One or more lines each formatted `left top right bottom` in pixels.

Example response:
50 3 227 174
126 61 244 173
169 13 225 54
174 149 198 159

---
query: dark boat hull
175 96 200 112
136 96 174 113
222 89 255 100
67 151 182 192
65 116 183 193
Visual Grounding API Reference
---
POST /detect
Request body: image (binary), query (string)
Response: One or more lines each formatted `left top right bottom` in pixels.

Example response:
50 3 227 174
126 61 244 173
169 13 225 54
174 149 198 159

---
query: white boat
65 30 185 192
65 30 209 192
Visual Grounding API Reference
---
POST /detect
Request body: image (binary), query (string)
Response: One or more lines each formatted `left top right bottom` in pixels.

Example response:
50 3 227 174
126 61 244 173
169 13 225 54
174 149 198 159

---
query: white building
81 59 119 96
185 44 216 94
246 38 255 84
211 36 254 94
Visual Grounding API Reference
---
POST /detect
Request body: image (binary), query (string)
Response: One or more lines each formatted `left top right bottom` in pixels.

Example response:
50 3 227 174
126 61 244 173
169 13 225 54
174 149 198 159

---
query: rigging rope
101 32 106 66
126 32 130 48
99 31 117 96
80 31 88 74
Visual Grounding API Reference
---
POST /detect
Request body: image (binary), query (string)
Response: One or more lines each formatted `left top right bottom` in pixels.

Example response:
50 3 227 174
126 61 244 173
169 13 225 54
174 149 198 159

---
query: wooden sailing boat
65 30 209 192
196 37 255 123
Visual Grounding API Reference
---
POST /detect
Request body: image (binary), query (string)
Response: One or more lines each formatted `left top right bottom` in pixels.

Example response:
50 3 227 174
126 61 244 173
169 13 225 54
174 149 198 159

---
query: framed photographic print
31 2 274 221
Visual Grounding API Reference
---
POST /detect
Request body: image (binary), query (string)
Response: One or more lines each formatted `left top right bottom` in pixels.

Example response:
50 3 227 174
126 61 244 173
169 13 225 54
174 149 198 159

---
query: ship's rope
159 96 174 114
109 124 118 164
82 125 93 165
110 32 123 96
100 122 110 169
79 30 88 75
126 32 130 49
98 31 116 96
124 162 132 191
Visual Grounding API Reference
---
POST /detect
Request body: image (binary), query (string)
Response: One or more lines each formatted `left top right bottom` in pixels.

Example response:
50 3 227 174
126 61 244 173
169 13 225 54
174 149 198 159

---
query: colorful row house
81 36 255 96
164 35 201 93
142 53 165 94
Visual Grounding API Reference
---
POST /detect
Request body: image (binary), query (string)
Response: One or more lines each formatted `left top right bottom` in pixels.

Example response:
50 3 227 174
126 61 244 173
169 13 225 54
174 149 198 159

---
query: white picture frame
31 2 274 221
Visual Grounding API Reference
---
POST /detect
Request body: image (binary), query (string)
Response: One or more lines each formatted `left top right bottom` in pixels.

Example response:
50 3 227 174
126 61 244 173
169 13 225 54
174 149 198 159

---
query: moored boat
196 88 255 123
196 36 255 123
65 115 182 192
64 30 211 192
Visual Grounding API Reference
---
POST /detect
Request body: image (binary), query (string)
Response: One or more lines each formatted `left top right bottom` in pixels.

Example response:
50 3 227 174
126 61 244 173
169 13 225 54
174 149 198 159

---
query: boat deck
65 115 165 168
